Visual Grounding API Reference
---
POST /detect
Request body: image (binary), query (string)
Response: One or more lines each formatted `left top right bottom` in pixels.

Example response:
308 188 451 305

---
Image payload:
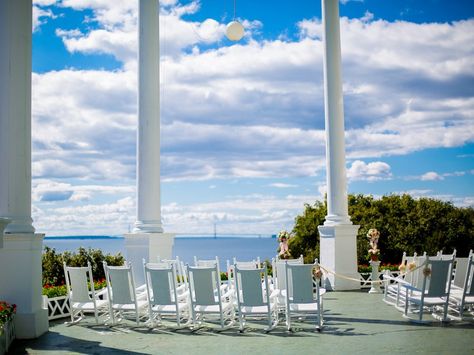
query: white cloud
394 189 474 208
162 193 318 235
347 160 392 182
29 5 474 234
33 5 56 32
420 171 444 181
269 183 298 188
361 11 374 23
297 18 322 40
32 179 134 202
32 191 319 236
33 197 136 235
33 0 58 6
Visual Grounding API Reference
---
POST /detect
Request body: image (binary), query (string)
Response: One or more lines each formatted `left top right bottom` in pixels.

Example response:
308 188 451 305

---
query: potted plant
0 301 16 354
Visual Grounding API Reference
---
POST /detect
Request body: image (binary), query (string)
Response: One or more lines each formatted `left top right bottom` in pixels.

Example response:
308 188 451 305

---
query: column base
15 309 49 339
123 232 175 286
133 220 163 233
318 224 360 290
0 233 49 338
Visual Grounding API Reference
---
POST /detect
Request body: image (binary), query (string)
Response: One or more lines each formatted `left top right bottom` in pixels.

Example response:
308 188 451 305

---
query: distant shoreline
44 234 277 240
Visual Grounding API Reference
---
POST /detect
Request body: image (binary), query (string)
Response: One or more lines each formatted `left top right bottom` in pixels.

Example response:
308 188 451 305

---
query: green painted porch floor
11 291 474 355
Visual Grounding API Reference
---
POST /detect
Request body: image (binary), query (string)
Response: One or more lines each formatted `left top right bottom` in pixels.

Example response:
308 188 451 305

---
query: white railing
359 270 399 289
43 295 70 320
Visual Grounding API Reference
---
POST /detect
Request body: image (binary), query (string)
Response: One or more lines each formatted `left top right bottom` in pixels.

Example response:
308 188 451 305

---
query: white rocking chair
143 261 191 327
272 255 304 309
186 264 235 329
63 261 108 325
403 256 454 322
285 259 324 331
384 252 427 309
103 261 148 325
234 263 278 332
449 253 474 319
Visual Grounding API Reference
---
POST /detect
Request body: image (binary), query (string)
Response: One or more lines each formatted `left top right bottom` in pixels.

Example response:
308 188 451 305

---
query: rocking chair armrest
176 284 187 293
269 289 280 299
220 283 229 293
95 287 108 298
136 284 147 293
177 290 190 300
221 288 234 300
401 284 420 292
382 274 403 282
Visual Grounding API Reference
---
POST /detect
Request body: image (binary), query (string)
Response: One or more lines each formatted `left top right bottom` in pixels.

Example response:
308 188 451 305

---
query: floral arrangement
313 266 323 280
408 261 417 271
277 230 292 259
0 301 16 334
367 228 380 261
278 230 292 242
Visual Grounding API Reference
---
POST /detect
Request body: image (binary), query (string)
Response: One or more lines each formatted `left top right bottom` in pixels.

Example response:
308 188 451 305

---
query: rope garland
317 263 425 285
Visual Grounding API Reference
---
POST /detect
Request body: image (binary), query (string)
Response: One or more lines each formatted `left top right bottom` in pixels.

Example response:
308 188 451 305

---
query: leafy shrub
42 246 124 287
357 264 399 273
42 284 67 298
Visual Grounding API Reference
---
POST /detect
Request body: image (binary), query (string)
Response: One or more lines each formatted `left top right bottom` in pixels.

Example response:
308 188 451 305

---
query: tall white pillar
125 0 174 285
318 0 359 290
0 0 35 235
0 0 49 338
134 0 163 234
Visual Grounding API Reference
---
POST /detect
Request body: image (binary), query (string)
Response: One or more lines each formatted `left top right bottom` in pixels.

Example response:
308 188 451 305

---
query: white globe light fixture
226 20 244 41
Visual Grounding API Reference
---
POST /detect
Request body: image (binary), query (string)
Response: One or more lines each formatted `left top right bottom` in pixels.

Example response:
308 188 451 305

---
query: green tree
42 246 125 286
289 194 474 264
289 200 326 263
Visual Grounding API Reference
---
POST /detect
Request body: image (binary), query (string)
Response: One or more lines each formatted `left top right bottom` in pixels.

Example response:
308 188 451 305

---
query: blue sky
31 0 474 235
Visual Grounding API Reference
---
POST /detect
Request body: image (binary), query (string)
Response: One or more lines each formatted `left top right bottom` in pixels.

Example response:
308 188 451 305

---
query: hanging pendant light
226 0 244 41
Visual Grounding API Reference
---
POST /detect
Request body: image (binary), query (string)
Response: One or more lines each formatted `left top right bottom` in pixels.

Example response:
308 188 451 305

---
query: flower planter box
0 318 15 355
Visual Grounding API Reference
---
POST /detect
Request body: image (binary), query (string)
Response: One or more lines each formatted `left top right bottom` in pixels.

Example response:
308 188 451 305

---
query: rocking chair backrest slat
235 268 265 307
425 258 454 298
453 258 469 288
188 266 218 305
465 255 474 297
107 266 135 305
413 253 427 289
147 266 173 305
404 255 415 284
275 256 303 290
194 257 221 275
234 260 261 270
286 263 315 304
67 267 92 303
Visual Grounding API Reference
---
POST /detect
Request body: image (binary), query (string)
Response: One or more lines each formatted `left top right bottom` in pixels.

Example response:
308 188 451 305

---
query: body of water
43 235 279 269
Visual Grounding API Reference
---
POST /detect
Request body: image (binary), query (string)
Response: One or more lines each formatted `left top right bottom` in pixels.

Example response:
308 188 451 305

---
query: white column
126 0 174 285
0 0 35 234
0 0 48 338
321 0 350 226
134 0 163 233
318 0 359 290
